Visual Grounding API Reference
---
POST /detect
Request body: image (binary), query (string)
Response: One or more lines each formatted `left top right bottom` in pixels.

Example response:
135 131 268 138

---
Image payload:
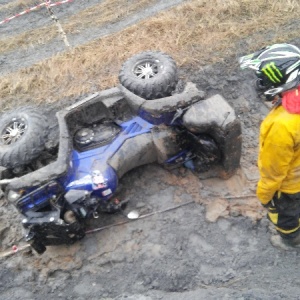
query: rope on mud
0 0 73 25
85 200 196 234
209 194 256 200
0 244 31 260
0 195 256 259
0 201 195 260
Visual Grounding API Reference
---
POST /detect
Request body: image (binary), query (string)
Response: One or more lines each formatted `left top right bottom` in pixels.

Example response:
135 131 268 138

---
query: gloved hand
262 199 275 209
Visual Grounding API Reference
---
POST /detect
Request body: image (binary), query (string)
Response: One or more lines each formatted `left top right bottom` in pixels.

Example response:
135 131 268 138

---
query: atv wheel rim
134 61 159 79
1 118 27 145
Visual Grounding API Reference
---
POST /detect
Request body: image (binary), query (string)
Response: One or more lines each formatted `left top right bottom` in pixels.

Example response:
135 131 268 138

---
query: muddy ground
1 1 300 300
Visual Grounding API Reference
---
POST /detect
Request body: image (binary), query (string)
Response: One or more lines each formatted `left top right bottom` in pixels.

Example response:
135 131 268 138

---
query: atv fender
8 109 72 191
183 94 242 178
119 82 205 115
7 89 124 191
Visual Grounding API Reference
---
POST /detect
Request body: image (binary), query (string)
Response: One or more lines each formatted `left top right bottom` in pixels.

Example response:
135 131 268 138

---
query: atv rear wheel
0 107 48 169
119 51 178 100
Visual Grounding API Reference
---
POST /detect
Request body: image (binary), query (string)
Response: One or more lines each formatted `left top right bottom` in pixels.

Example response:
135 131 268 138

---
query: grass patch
0 0 158 54
0 0 38 12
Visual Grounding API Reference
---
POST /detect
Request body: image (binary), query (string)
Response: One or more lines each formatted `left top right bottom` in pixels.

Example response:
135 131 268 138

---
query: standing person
239 43 300 250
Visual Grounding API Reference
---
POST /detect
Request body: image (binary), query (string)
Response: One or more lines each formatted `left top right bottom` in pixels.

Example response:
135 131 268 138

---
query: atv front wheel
119 51 178 100
0 107 48 169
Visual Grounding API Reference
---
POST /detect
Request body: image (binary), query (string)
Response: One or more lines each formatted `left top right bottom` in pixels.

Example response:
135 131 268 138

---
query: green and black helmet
239 43 300 100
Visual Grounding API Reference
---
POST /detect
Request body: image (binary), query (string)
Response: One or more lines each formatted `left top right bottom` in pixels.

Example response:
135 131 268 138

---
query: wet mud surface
1 1 300 300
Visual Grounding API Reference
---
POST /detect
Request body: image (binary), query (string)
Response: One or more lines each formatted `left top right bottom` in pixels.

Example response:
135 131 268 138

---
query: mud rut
1 1 300 300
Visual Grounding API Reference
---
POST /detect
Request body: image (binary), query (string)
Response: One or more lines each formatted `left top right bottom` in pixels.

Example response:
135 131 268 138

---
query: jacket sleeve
257 121 294 204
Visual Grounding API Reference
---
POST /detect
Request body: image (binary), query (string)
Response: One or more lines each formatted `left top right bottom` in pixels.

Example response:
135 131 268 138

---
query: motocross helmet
239 43 300 100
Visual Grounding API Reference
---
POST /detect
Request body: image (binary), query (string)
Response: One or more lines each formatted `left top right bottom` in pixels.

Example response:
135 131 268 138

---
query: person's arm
257 122 294 205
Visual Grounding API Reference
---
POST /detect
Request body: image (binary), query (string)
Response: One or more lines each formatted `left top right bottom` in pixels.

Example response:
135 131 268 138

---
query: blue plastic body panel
18 116 190 214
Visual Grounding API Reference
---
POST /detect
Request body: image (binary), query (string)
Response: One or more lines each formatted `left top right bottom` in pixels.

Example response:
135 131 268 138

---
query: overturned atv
0 51 242 254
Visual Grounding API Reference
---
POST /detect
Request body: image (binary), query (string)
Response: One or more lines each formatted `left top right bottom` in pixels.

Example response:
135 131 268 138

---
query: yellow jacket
257 104 300 204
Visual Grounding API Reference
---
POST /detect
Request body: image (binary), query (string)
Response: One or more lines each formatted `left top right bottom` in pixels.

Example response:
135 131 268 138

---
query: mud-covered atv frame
0 52 242 254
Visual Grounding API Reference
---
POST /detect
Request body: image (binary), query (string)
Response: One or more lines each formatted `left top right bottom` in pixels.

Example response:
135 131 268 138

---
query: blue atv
0 51 241 254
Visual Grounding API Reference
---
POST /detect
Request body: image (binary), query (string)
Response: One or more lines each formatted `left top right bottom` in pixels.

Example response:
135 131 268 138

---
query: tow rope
0 200 196 260
85 200 195 234
0 194 256 260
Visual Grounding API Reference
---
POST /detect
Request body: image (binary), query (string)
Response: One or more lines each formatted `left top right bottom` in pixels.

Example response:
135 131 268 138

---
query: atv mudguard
183 94 242 178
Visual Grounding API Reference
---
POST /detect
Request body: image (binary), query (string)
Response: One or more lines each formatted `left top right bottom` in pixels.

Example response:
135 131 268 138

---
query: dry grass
65 0 159 32
1 0 300 107
0 0 158 54
0 0 38 12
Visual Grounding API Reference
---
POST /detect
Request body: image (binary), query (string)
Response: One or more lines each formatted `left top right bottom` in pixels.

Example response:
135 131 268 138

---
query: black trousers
267 191 300 239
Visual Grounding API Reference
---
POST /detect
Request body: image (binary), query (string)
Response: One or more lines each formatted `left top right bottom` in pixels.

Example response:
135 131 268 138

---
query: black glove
262 199 275 209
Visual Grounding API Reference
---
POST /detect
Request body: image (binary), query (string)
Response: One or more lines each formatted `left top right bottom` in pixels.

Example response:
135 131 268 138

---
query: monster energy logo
262 62 283 83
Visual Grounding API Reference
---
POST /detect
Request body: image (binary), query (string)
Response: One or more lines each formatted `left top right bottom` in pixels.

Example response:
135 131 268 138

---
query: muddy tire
119 51 178 100
0 107 48 169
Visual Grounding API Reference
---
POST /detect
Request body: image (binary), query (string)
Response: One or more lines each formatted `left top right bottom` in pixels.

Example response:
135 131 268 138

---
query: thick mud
1 1 300 300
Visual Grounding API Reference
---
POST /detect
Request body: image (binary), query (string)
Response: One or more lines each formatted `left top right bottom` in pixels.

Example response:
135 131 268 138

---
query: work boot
287 233 300 246
270 234 300 251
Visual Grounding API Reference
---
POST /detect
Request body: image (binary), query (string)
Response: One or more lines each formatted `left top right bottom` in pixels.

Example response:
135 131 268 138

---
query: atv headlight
7 190 22 203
